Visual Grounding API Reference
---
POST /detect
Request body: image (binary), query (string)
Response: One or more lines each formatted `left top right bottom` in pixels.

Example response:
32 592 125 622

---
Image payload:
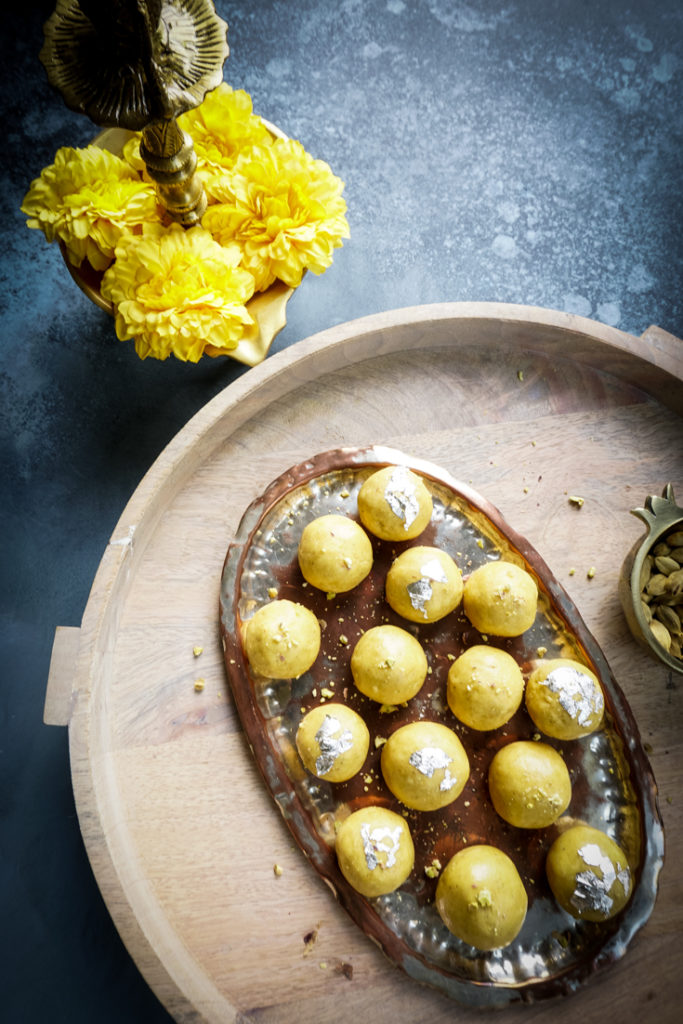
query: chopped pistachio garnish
192 645 203 657
477 889 493 907
194 678 205 692
320 687 334 699
536 646 547 657
267 587 278 598
569 495 585 508
374 735 387 748
587 566 596 579
273 863 283 877
424 857 442 879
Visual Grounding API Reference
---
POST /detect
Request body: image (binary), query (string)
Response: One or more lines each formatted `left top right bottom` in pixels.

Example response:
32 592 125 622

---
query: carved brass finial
40 0 229 224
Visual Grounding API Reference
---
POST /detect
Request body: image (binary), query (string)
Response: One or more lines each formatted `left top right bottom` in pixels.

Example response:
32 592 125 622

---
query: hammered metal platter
219 445 663 1007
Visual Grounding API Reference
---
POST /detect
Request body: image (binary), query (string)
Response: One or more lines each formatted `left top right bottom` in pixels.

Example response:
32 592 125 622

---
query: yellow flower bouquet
22 83 349 364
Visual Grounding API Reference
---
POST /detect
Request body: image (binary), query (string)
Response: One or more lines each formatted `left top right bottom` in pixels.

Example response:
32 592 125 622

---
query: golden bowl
60 124 294 367
619 483 683 675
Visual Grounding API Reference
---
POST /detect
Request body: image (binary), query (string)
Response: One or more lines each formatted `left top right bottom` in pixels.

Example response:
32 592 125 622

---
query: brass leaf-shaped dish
59 126 294 367
219 446 663 1007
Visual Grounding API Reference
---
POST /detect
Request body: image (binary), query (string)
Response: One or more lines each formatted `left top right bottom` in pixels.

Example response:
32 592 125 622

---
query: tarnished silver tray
219 445 663 1007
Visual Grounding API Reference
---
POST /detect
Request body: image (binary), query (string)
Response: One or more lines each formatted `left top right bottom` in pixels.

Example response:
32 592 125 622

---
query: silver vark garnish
409 746 458 791
360 822 403 870
407 558 449 617
541 665 604 726
384 466 419 530
570 842 631 915
314 715 354 776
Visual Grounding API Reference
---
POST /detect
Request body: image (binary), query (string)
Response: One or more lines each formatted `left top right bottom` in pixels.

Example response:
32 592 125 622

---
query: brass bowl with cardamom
619 483 683 675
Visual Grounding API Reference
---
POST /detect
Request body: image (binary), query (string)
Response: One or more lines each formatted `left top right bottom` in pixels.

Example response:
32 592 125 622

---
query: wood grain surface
45 305 683 1024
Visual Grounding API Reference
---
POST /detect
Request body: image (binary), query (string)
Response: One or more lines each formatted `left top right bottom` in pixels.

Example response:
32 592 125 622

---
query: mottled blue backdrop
1 2 681 1021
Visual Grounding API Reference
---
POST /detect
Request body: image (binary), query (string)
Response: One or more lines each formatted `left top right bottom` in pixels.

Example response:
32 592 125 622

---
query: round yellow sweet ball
296 703 370 782
297 514 373 593
447 645 525 731
525 659 605 740
385 546 463 623
243 599 320 679
380 721 470 811
435 845 528 950
335 806 415 898
546 825 632 921
463 560 538 637
357 464 433 540
350 624 428 704
488 741 571 829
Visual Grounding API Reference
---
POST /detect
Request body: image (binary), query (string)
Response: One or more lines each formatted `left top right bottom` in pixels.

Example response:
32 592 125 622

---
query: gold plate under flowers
24 83 349 365
61 127 294 367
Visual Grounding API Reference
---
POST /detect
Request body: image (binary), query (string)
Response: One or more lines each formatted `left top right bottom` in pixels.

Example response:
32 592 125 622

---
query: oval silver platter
219 444 664 1008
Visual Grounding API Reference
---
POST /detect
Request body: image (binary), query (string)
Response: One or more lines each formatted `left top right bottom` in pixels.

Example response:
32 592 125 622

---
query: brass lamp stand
39 0 229 225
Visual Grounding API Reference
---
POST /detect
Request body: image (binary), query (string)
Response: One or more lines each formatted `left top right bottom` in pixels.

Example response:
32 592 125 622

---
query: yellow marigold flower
121 134 146 176
203 138 349 291
21 145 160 271
100 223 256 362
178 82 272 176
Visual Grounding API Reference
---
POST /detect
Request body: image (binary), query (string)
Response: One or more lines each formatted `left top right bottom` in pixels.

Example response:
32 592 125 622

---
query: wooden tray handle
44 626 80 726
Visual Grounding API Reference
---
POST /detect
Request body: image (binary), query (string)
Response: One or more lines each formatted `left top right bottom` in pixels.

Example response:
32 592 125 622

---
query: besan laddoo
357 464 433 540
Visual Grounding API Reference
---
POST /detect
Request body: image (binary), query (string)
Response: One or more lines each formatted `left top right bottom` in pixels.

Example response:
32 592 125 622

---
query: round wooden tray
45 304 683 1024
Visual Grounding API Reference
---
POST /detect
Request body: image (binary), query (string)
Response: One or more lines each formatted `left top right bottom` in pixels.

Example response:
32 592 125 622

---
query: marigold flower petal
100 223 256 362
21 145 161 270
178 82 272 177
202 138 349 290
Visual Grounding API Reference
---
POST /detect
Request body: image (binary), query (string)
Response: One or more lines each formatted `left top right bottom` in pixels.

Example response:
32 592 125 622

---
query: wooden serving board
45 304 683 1024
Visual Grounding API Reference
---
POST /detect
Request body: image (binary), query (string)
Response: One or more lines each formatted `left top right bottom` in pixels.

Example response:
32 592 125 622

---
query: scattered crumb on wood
334 960 354 980
302 925 320 956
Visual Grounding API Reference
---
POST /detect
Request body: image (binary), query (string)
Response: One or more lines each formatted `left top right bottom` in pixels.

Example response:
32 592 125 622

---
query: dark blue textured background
1 2 681 1021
